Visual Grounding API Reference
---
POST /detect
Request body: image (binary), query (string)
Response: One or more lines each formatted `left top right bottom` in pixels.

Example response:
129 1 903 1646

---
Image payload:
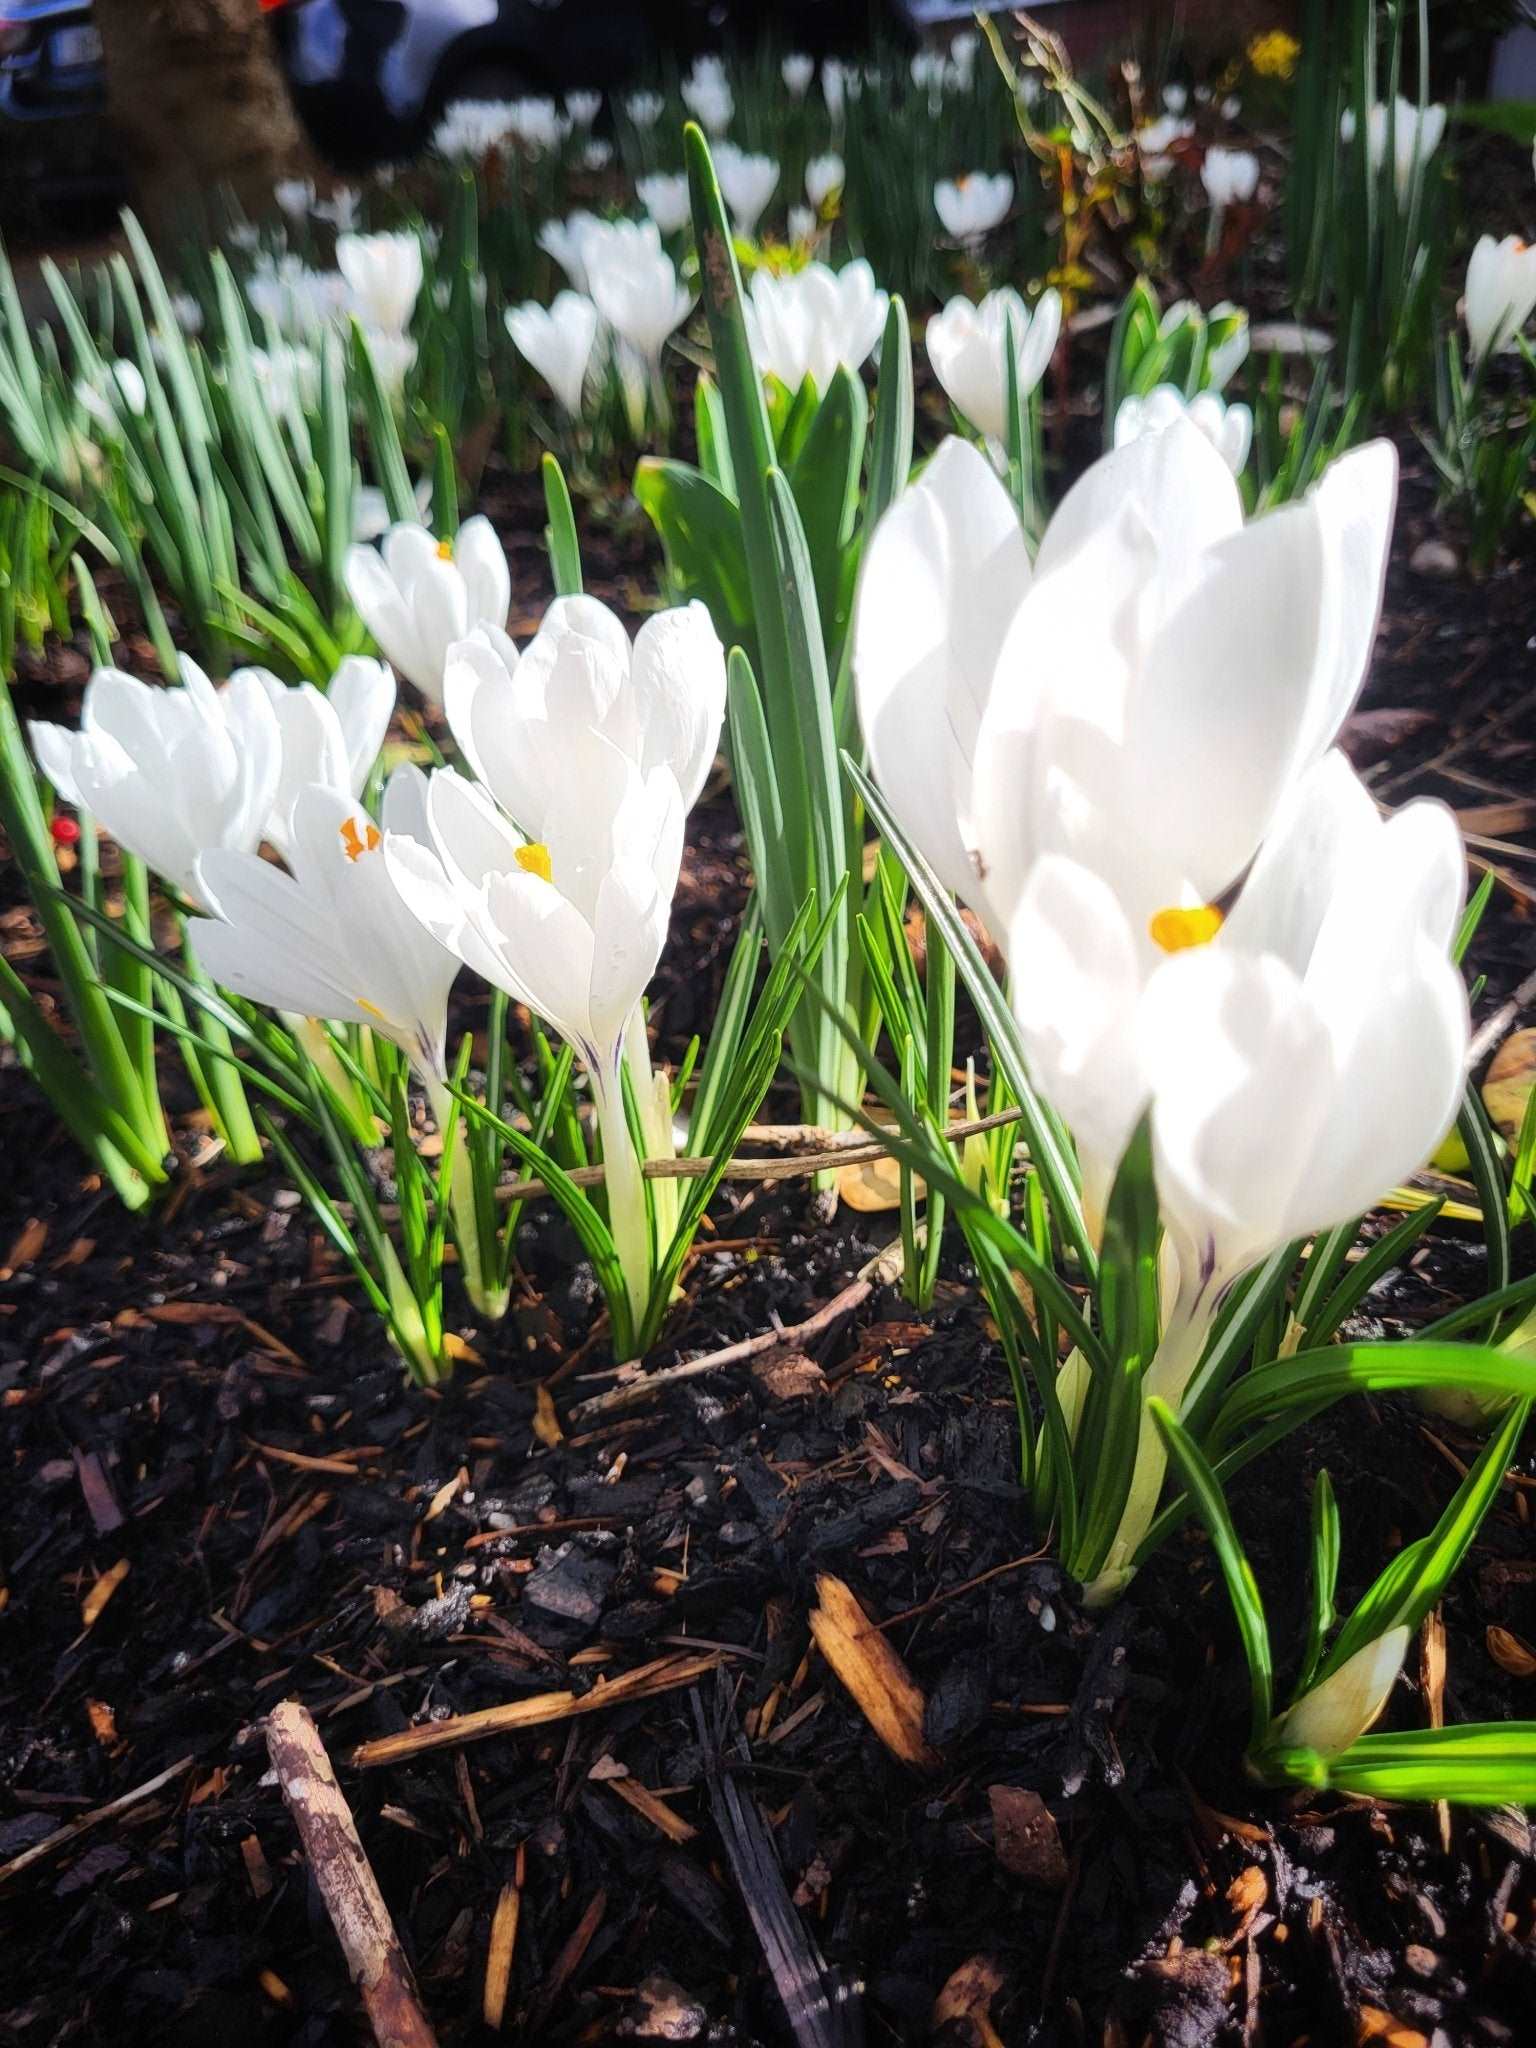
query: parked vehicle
0 0 120 219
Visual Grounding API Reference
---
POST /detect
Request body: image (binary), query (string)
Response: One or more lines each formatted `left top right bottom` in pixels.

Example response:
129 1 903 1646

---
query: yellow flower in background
1249 29 1301 80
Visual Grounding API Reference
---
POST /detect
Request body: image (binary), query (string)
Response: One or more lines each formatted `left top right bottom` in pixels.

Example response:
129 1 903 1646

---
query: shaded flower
713 143 779 236
1114 383 1252 474
934 172 1013 243
1464 233 1536 364
505 291 600 417
925 286 1061 443
742 258 888 392
345 517 511 705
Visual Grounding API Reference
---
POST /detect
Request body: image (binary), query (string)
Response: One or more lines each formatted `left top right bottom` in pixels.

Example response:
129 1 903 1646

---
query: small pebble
1410 538 1460 578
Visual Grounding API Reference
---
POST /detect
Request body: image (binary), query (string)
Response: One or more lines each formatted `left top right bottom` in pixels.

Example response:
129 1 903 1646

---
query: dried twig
567 1270 877 1424
349 1651 721 1769
0 1750 196 1887
265 1701 438 2048
1469 964 1536 1071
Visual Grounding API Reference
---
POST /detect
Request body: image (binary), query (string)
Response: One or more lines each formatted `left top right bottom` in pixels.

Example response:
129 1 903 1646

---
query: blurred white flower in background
1162 83 1188 113
1201 146 1260 208
583 140 613 172
506 291 600 417
587 236 693 384
788 205 816 244
274 178 315 221
934 173 1013 245
743 259 888 393
782 53 814 97
713 143 780 236
361 329 418 402
1340 96 1446 205
805 153 845 210
507 96 569 152
75 360 148 434
314 186 361 233
911 50 948 98
1462 233 1536 364
681 57 733 134
1221 94 1242 121
637 172 691 236
247 253 350 339
624 90 665 127
538 211 603 292
432 100 517 161
925 287 1061 443
949 31 978 86
1114 384 1253 474
566 90 601 127
1136 114 1194 182
336 231 423 336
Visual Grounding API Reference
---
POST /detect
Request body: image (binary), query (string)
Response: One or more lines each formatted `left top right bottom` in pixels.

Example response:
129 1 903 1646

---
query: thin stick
0 1751 196 1887
1468 964 1536 1070
265 1701 438 2048
568 1272 875 1423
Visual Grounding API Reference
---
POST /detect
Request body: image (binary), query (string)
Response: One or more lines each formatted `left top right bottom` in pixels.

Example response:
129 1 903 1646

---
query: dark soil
3 419 1536 2048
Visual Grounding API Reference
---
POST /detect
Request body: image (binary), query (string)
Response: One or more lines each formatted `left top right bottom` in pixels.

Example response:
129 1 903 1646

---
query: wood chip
808 1573 938 1771
989 1785 1067 1888
349 1651 721 1768
604 1775 698 1844
532 1385 563 1447
81 1558 129 1628
1484 1030 1536 1146
482 1878 522 2031
932 1954 1007 2047
1487 1625 1536 1678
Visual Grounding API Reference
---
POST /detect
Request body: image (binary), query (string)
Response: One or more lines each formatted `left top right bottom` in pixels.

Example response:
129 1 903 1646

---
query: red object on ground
50 815 81 848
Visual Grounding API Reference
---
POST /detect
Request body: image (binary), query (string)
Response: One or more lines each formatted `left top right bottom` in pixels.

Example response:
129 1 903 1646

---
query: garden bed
2 430 1533 2045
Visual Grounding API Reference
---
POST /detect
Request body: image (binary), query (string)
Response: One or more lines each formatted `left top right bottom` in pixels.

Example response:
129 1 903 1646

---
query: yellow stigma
356 997 387 1023
1150 903 1224 953
339 816 381 862
435 537 454 561
515 841 553 883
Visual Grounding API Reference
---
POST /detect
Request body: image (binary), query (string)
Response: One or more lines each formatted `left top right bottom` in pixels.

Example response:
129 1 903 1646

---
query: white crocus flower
433 100 517 160
1136 113 1194 182
934 172 1013 244
505 292 600 417
314 186 361 232
274 178 315 221
1463 234 1536 365
624 90 664 127
805 153 845 210
190 770 458 1086
854 422 1397 977
587 239 693 385
1341 96 1447 206
788 205 816 245
76 360 148 434
361 328 417 402
583 140 613 172
822 58 853 119
949 31 978 85
538 211 603 292
782 53 814 97
252 657 395 860
508 96 569 151
742 258 888 393
345 517 510 706
566 90 601 127
912 50 948 98
1201 146 1260 207
1114 383 1252 474
336 231 423 336
925 287 1061 443
391 596 727 1330
637 172 691 236
713 143 779 236
680 61 733 134
1162 83 1188 114
30 662 282 905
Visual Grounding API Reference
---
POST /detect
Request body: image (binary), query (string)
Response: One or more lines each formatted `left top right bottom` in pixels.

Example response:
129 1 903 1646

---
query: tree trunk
91 0 317 231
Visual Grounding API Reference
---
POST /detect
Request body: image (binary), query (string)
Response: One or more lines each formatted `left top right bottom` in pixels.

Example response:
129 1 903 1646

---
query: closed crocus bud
505 291 599 417
782 52 814 97
1201 146 1260 207
637 171 691 236
788 206 816 244
1114 384 1253 475
805 153 845 210
1162 83 1188 114
566 90 601 127
345 517 511 705
742 258 888 393
1464 234 1536 365
934 172 1013 244
625 90 664 127
29 662 282 906
587 238 693 374
1270 1629 1411 1758
336 231 423 336
925 286 1061 444
713 143 780 237
507 96 568 151
681 61 733 134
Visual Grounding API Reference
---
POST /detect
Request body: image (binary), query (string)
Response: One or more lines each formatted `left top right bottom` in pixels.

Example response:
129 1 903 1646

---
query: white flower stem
593 1060 653 1351
624 1007 678 1250
425 1075 508 1324
1081 1289 1218 1610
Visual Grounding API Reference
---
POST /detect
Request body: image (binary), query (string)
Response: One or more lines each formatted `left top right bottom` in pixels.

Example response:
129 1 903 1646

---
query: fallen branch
0 1750 195 1887
1469 964 1536 1071
349 1651 721 1769
266 1701 439 2048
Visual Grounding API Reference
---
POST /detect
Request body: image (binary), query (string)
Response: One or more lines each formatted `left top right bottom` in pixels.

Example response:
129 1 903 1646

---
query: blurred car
262 0 888 168
0 0 121 214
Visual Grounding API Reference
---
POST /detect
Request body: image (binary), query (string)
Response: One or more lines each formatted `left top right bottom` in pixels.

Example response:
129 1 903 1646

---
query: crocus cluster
742 259 888 394
518 214 693 426
854 420 1467 1602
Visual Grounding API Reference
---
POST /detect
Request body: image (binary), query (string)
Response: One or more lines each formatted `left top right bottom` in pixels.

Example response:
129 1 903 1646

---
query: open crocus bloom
345 516 510 705
1114 383 1252 475
933 173 1013 243
586 237 693 380
336 231 423 337
1201 146 1260 207
505 291 599 417
925 287 1061 444
782 52 814 96
253 657 395 860
190 770 459 1084
855 422 1397 950
680 60 733 133
538 211 604 292
713 144 780 236
637 172 691 236
805 153 845 210
742 259 888 394
1341 97 1447 206
30 661 281 905
1464 233 1536 365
